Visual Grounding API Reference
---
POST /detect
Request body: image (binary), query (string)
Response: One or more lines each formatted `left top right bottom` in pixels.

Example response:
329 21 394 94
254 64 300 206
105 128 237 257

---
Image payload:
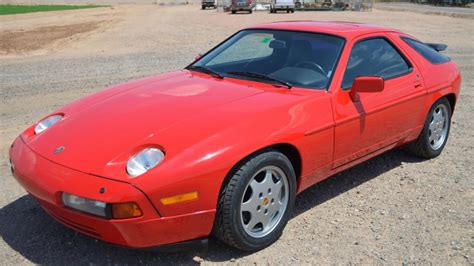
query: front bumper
9 137 215 248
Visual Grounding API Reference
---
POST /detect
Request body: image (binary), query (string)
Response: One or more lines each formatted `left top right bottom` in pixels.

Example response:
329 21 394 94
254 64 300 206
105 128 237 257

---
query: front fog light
62 192 143 219
62 192 109 218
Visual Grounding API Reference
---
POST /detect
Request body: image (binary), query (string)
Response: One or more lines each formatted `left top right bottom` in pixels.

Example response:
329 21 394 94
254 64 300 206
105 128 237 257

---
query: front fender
133 91 334 217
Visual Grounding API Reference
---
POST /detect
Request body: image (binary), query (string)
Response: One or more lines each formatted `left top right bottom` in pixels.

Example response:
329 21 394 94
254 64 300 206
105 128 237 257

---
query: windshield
189 29 345 90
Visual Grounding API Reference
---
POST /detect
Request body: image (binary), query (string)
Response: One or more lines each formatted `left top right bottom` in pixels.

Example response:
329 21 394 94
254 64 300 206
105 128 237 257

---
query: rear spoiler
426 43 447 52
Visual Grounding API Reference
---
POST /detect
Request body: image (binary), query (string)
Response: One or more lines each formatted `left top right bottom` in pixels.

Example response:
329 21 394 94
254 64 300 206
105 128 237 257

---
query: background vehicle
202 0 216 9
270 0 295 13
231 0 254 14
295 0 302 8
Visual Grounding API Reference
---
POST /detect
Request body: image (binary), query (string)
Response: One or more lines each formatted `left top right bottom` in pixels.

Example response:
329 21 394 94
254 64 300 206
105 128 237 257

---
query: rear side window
401 37 450 65
342 38 412 89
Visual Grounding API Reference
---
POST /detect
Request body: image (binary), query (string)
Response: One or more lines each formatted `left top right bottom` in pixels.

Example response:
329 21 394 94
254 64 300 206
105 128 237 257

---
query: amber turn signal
111 202 143 219
160 191 198 205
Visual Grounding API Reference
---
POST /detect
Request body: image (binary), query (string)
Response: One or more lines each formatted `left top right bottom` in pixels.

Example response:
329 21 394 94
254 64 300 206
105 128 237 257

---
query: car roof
247 21 400 39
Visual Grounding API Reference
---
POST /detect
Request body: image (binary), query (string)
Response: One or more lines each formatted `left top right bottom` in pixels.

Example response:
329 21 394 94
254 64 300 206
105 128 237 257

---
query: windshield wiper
186 65 224 79
227 71 292 89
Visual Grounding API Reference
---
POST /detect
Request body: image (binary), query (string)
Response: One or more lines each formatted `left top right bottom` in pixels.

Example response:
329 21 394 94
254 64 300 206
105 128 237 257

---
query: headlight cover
127 148 165 177
34 114 63 134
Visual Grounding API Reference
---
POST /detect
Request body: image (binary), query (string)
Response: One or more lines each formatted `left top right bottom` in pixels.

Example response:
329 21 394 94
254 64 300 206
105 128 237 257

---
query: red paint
349 76 385 101
9 22 461 248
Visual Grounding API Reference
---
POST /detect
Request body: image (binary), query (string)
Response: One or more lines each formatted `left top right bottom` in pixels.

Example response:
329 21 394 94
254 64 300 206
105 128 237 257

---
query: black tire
291 9 295 13
202 5 205 9
213 150 296 251
249 9 253 13
405 97 452 158
231 10 236 14
287 9 290 13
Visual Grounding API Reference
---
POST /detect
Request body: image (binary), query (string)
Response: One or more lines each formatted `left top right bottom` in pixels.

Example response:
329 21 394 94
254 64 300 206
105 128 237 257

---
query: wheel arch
444 93 456 114
218 143 302 199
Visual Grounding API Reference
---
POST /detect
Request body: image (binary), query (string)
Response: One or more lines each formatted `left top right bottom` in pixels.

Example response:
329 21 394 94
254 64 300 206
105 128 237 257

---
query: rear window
401 37 450 65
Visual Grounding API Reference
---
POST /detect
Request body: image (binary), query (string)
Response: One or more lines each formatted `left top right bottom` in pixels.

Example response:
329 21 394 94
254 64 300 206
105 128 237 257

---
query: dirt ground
0 5 473 265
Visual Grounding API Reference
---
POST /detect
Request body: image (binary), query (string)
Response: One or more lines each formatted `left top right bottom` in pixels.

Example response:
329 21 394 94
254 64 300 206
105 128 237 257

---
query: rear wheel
213 150 296 251
406 97 452 158
232 10 236 14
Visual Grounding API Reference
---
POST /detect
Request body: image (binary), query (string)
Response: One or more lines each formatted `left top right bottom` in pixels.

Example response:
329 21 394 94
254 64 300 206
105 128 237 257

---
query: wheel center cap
262 197 270 206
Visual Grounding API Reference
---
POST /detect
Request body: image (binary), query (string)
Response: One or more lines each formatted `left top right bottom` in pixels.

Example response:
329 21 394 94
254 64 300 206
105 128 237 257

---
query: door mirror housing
195 54 202 61
349 76 384 101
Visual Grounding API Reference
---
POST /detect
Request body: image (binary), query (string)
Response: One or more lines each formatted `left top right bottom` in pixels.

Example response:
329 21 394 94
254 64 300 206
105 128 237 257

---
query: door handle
414 73 422 88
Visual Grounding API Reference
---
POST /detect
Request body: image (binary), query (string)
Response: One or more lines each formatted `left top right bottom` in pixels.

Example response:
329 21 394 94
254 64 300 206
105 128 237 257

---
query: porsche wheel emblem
54 146 65 154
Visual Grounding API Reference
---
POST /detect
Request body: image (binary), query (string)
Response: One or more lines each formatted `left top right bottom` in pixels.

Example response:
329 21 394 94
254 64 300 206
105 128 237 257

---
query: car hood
25 71 273 175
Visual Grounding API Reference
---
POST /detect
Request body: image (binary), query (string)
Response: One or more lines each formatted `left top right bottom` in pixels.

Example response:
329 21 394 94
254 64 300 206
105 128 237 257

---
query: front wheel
213 150 296 251
406 97 452 158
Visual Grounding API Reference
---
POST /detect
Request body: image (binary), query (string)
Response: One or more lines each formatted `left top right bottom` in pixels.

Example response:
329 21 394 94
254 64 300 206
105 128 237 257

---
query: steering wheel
295 61 327 76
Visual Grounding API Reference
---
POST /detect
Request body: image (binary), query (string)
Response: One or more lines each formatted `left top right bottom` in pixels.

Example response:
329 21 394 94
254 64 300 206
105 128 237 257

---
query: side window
342 38 412 89
401 37 450 65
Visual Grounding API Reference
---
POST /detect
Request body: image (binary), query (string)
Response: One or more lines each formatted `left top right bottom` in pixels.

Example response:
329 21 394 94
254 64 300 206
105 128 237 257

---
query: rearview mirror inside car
269 40 286 50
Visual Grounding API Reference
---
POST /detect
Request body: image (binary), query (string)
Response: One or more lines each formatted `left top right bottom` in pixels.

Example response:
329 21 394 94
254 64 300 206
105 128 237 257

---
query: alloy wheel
240 166 289 238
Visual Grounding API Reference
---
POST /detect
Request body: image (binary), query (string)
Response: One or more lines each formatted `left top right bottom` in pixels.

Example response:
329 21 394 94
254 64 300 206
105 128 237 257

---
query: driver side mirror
195 54 202 61
349 76 384 101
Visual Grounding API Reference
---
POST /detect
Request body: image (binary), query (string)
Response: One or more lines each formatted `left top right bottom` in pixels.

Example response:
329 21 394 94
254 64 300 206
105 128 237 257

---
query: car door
331 33 426 169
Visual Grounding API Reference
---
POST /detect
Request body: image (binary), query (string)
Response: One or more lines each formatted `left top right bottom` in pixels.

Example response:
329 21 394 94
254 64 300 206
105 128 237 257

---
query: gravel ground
375 2 474 19
1 5 473 265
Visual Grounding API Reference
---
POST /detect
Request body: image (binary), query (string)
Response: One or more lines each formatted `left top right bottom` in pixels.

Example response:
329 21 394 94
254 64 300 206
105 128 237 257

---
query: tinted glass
206 32 274 66
192 29 345 90
401 37 450 64
342 38 411 89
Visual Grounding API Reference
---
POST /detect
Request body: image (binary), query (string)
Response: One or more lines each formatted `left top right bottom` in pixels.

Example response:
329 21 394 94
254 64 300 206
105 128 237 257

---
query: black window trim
341 36 414 90
400 36 451 65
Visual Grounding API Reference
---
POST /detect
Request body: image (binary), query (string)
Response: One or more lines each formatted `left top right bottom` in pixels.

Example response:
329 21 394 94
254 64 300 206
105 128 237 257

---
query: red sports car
9 21 461 251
